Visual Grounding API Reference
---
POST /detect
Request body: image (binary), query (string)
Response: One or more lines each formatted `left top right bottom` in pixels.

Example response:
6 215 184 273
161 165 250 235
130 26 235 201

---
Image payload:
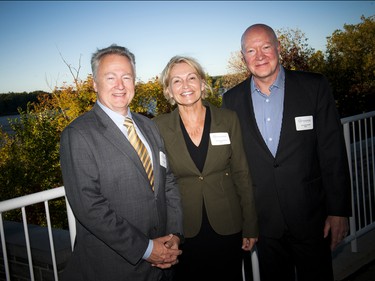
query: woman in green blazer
154 56 258 281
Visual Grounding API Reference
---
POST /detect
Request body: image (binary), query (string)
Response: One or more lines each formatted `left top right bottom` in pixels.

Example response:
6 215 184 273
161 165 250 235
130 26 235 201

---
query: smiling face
167 62 205 107
241 25 281 84
93 54 135 116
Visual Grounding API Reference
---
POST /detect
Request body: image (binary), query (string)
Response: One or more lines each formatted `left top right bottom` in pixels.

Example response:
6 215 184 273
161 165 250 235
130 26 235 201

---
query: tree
133 77 174 117
277 27 315 71
0 73 96 228
325 15 375 116
0 106 67 227
308 50 326 74
205 74 223 107
222 51 249 90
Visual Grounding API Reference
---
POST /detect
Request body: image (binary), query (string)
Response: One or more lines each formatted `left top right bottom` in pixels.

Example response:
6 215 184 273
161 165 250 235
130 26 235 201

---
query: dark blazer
222 70 351 240
59 104 183 281
154 102 258 238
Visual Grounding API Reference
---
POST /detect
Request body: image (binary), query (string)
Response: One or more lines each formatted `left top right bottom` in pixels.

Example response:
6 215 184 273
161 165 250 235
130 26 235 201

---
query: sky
0 1 374 94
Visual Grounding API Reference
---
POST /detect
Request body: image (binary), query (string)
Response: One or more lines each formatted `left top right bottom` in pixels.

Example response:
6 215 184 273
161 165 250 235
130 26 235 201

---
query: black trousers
256 232 333 281
172 207 243 281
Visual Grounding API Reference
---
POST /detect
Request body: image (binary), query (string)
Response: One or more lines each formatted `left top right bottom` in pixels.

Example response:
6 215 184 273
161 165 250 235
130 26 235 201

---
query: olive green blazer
154 101 258 238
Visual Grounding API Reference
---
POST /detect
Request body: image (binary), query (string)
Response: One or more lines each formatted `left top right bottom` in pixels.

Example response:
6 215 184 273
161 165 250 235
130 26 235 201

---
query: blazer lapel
202 102 219 174
166 108 202 175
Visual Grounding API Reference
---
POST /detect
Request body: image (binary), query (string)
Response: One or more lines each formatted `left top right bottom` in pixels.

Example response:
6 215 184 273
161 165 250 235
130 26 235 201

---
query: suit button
198 176 204 180
273 163 279 168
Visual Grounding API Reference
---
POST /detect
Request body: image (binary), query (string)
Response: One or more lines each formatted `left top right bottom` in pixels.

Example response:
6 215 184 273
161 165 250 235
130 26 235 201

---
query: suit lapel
276 70 307 160
93 105 133 157
93 106 154 190
241 78 274 157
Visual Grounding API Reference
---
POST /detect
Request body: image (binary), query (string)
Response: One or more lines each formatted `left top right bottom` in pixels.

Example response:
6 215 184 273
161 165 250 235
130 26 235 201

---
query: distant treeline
0 91 48 116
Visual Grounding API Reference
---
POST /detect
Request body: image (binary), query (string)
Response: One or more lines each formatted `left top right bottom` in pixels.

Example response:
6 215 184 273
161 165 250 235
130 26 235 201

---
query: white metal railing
1 111 375 281
0 186 75 281
0 186 259 281
341 111 375 252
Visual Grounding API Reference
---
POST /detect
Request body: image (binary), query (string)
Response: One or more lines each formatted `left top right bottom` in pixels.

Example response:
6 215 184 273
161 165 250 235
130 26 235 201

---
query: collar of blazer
160 100 243 175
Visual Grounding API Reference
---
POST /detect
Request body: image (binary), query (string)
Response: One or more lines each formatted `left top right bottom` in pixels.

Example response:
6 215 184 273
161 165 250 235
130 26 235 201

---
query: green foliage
326 15 375 116
0 75 97 228
133 77 173 117
0 107 67 227
307 50 326 74
277 27 315 71
205 75 223 107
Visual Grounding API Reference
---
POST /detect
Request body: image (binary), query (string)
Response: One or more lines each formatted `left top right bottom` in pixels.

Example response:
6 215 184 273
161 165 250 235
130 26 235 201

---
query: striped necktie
124 117 154 191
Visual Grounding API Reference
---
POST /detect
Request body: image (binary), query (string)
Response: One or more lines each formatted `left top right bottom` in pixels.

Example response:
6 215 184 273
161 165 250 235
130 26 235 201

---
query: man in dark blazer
59 44 183 281
222 24 351 281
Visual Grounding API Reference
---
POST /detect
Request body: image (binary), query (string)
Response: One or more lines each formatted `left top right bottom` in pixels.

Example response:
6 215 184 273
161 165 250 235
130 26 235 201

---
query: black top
180 106 210 173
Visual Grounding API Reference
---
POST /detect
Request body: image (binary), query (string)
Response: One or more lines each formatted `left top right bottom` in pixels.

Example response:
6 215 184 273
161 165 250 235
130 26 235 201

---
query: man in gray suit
60 44 183 281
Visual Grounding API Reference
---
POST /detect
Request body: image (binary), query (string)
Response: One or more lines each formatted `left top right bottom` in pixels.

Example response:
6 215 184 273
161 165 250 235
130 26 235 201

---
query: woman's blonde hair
159 56 212 105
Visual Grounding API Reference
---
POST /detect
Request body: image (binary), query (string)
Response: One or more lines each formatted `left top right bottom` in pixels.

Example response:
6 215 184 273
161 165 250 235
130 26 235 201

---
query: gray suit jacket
60 104 183 281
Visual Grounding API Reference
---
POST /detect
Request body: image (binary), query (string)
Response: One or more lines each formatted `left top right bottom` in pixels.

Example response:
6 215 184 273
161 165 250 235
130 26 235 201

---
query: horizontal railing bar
341 111 375 124
0 186 65 212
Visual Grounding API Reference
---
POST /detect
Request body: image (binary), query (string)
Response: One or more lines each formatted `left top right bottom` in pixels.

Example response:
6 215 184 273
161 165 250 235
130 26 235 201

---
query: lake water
0 114 20 134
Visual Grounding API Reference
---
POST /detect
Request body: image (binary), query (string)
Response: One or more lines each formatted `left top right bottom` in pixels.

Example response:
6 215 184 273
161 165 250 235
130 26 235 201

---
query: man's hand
324 216 349 250
146 234 182 269
164 234 181 250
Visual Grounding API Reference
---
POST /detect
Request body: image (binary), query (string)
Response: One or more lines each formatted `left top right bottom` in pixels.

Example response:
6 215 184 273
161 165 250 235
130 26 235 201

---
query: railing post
65 195 76 251
0 213 11 281
251 246 260 281
343 122 358 252
22 207 35 281
45 201 59 281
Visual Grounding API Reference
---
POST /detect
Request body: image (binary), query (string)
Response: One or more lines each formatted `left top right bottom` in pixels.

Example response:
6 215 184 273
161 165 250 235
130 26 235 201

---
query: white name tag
210 132 231 145
159 151 167 168
295 116 313 131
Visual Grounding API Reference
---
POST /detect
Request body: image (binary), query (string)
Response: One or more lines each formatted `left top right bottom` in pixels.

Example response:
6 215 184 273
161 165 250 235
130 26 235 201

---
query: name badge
295 116 313 131
210 132 230 145
159 151 167 168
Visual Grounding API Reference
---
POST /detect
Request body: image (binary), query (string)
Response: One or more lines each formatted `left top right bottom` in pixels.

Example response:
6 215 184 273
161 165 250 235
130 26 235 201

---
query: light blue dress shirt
97 100 154 259
251 66 285 157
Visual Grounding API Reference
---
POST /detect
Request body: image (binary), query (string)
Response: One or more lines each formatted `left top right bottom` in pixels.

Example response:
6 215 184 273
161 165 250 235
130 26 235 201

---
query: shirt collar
251 65 285 94
97 100 132 126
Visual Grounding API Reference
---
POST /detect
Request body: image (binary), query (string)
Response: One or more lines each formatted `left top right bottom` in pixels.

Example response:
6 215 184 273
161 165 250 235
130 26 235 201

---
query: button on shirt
251 66 285 157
